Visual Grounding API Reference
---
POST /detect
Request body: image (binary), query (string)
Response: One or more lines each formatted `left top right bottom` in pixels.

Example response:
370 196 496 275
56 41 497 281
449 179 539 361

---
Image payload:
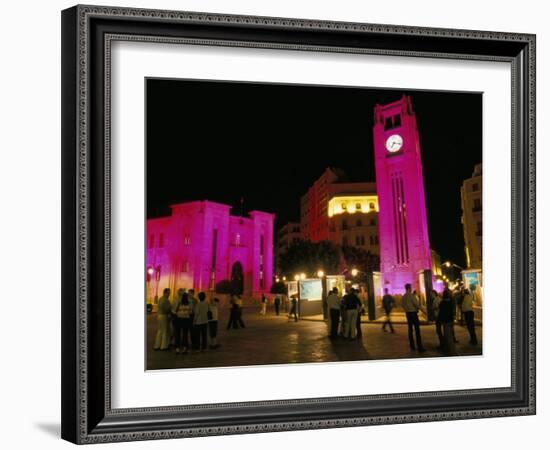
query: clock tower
373 95 432 293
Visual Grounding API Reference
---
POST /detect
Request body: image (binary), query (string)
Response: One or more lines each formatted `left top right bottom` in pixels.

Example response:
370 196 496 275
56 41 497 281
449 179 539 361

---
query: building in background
146 201 274 301
300 167 380 255
327 191 379 255
461 164 482 269
276 222 301 267
431 249 443 278
373 95 433 293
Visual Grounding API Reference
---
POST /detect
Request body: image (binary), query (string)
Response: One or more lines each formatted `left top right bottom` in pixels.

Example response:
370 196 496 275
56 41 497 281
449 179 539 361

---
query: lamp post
317 269 327 319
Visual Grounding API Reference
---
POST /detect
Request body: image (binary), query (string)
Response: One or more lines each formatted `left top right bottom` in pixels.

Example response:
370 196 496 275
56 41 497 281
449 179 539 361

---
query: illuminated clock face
385 134 403 153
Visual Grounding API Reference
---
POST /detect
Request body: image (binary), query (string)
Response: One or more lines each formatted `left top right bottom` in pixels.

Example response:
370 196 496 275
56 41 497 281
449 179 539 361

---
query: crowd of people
153 288 221 354
325 283 479 355
153 283 479 357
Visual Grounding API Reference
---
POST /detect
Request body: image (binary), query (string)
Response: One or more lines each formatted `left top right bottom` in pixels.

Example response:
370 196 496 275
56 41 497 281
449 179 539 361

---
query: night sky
146 78 482 268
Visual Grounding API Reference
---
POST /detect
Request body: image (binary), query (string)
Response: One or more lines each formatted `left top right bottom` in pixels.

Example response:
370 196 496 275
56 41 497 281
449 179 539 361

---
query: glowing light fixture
317 270 324 278
300 273 306 280
351 268 359 277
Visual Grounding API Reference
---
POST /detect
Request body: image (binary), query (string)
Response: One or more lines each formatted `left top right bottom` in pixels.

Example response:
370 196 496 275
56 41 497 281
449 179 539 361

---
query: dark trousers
208 321 218 339
193 323 208 350
329 308 340 337
236 307 245 328
227 308 239 329
436 320 444 348
405 312 424 350
356 310 362 338
275 303 280 315
464 311 478 344
382 310 394 332
174 318 192 349
227 307 245 329
289 306 298 321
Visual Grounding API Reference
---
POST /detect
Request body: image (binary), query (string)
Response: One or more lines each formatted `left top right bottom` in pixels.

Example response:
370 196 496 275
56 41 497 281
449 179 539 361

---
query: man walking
401 284 426 352
274 295 281 316
326 287 341 339
260 294 267 315
381 288 395 333
461 289 478 345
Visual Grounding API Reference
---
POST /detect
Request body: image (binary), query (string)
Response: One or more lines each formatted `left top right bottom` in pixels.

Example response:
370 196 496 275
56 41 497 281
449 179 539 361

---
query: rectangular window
393 114 401 127
211 229 218 271
148 234 154 249
476 221 482 236
472 182 479 192
181 260 189 273
158 233 164 248
473 198 482 212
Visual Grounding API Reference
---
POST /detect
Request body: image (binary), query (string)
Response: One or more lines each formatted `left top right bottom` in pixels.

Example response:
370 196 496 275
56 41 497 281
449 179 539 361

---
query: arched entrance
230 261 244 295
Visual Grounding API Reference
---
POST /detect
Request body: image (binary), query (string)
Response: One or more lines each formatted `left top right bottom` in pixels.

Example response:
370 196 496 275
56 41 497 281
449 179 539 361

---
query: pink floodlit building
146 201 275 300
373 95 433 294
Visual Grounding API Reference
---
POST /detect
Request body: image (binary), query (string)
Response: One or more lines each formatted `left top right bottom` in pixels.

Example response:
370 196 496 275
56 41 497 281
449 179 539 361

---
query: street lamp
294 274 300 281
351 268 359 277
300 273 306 280
317 269 324 278
444 261 465 270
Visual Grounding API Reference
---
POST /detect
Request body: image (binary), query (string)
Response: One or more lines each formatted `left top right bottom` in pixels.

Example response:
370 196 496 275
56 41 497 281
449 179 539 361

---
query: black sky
146 78 482 268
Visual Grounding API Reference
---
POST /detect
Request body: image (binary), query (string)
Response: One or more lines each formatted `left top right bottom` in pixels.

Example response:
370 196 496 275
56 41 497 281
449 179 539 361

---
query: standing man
381 288 396 333
401 284 426 352
260 294 267 315
342 288 361 339
326 287 341 339
193 292 209 351
153 288 171 351
461 289 478 345
274 295 281 316
288 295 298 322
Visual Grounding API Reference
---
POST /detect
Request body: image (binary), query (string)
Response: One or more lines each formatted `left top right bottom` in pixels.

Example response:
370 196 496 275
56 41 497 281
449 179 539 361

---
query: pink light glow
373 95 434 295
146 200 275 299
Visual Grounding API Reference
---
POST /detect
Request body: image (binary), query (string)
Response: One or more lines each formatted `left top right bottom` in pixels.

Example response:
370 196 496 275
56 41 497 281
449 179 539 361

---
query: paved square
146 306 482 370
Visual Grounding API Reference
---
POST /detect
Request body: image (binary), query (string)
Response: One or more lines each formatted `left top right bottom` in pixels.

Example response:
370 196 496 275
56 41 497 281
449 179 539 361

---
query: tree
341 245 380 281
278 240 340 277
270 281 287 295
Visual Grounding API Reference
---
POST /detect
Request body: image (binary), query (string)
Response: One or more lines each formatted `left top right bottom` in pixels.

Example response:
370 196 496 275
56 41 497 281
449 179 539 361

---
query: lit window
235 233 241 247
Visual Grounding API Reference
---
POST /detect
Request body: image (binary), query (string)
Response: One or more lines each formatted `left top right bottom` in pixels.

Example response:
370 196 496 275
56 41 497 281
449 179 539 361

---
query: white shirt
462 294 474 312
208 303 219 321
327 293 341 310
401 292 420 313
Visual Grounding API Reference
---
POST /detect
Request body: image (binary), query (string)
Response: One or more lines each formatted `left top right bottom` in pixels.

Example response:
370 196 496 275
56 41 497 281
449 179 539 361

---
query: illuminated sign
298 279 323 301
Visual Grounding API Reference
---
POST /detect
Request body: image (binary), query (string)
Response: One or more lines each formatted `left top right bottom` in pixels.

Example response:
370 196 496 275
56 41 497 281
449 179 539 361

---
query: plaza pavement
147 306 482 370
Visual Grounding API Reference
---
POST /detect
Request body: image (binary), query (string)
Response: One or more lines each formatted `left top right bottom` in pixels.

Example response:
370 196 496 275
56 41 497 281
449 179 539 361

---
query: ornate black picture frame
61 4 536 444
